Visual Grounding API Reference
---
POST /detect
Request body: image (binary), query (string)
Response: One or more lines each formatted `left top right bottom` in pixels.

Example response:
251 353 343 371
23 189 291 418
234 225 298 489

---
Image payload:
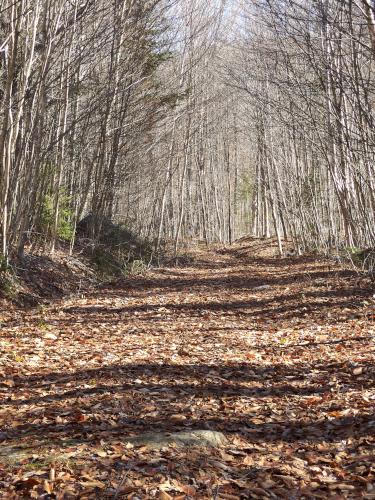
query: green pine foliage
40 190 74 242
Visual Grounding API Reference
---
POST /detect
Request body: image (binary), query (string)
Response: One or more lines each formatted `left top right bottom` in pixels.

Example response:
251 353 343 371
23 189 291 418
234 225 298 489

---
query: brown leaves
0 378 15 387
72 411 89 423
170 414 187 423
353 366 364 375
15 477 40 492
79 479 106 489
158 491 173 500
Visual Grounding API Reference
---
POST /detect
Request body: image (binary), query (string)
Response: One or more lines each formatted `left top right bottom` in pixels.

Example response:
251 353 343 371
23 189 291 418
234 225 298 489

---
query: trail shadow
105 267 359 293
4 359 372 387
2 411 374 448
1 360 374 447
56 285 371 327
3 282 370 336
216 244 321 266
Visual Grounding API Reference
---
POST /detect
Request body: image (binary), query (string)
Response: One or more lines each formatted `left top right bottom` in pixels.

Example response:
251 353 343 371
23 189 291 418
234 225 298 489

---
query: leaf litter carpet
1 241 375 498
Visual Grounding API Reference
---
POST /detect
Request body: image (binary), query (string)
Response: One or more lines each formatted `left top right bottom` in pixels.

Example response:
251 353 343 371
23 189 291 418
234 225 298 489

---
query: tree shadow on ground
104 267 360 292
1 360 374 448
4 359 373 387
53 285 371 328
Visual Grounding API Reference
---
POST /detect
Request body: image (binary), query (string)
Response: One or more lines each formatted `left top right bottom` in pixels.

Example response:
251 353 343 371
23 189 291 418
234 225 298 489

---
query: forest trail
1 240 375 498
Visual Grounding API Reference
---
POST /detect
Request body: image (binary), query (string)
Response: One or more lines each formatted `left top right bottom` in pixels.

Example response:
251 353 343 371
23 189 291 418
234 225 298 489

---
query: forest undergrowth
0 238 375 499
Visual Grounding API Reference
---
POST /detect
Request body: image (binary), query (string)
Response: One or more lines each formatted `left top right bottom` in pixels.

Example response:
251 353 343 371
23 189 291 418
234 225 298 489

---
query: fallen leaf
79 480 106 489
43 332 58 340
170 414 187 422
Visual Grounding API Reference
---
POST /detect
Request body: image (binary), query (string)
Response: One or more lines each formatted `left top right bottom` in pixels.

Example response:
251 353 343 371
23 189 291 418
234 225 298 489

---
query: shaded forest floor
1 238 375 498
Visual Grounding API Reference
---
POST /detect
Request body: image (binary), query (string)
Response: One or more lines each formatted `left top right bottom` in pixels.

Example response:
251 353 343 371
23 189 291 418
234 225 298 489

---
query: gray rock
0 431 227 465
0 446 32 464
253 285 271 291
125 429 227 449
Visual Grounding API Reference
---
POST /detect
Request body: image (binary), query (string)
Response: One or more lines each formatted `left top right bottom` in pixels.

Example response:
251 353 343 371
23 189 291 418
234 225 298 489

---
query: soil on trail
1 239 375 498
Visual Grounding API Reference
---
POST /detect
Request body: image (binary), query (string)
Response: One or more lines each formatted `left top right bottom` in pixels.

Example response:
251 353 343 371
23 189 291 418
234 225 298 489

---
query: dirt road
1 241 375 498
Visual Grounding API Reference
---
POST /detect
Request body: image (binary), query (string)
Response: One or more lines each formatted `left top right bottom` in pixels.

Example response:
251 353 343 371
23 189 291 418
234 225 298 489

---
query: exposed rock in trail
0 445 33 465
253 285 272 291
125 430 228 449
0 431 227 466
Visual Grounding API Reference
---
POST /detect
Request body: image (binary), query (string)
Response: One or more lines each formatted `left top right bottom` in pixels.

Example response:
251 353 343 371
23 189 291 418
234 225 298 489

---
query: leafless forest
1 0 375 260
